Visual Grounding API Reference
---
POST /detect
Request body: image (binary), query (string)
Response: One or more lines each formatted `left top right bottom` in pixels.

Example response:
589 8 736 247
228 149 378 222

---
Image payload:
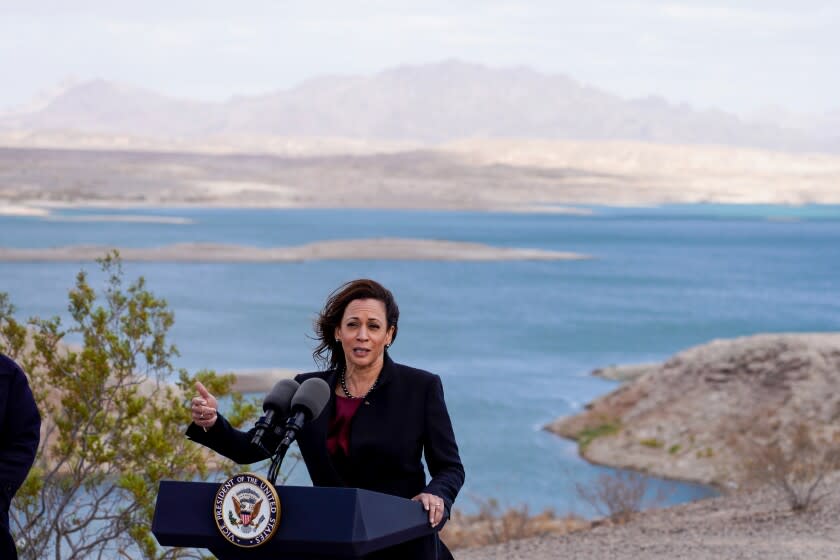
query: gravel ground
455 480 840 560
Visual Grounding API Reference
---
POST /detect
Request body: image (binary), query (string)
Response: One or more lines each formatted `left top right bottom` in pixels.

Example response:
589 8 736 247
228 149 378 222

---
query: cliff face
545 333 840 486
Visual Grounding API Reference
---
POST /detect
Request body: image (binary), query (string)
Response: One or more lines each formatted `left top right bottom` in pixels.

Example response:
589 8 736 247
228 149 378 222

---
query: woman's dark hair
313 279 400 371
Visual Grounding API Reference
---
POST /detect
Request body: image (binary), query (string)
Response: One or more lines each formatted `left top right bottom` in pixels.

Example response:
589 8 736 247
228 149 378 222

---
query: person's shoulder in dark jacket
391 361 440 383
0 354 41 494
294 370 331 384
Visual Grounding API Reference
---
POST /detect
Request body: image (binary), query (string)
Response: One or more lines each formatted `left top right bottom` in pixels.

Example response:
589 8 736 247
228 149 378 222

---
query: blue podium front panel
153 481 434 559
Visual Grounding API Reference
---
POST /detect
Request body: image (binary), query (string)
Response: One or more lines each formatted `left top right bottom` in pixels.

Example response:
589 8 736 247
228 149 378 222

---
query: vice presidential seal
214 473 280 547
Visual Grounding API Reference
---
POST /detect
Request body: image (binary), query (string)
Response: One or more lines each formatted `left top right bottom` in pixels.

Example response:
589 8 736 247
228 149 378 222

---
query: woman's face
335 298 394 373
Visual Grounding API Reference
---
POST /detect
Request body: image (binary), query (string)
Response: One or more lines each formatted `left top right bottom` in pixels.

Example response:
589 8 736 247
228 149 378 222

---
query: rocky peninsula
450 333 840 559
545 333 840 487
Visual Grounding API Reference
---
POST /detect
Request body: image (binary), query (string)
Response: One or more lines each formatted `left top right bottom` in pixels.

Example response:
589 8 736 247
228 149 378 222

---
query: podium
152 480 436 559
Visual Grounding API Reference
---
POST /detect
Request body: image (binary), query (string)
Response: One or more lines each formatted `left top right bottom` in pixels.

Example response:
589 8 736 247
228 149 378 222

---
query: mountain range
1 61 837 153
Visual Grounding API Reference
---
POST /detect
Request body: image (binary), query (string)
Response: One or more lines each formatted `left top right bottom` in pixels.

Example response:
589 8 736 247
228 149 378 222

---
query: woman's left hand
412 492 446 527
190 381 219 431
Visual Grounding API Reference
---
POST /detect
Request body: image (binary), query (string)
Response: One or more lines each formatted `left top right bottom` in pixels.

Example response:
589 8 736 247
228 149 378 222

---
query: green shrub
577 421 621 451
1 252 259 559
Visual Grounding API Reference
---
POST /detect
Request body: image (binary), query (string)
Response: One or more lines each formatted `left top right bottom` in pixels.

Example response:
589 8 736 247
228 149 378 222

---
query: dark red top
326 395 364 457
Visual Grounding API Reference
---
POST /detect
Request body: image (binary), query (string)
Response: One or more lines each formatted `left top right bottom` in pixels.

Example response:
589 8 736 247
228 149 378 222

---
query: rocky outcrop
591 362 658 382
545 333 840 486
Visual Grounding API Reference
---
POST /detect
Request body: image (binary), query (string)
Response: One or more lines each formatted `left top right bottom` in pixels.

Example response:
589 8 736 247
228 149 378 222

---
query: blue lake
3 204 840 516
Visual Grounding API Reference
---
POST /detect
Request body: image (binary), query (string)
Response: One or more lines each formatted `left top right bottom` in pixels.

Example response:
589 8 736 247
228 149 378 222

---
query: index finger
195 381 212 400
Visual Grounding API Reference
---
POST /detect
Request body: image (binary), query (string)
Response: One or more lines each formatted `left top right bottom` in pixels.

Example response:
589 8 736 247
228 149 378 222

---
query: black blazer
0 354 41 500
187 354 465 559
0 353 41 559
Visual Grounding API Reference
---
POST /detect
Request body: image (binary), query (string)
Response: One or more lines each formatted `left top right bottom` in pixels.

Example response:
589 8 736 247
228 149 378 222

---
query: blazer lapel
300 370 345 486
347 353 397 456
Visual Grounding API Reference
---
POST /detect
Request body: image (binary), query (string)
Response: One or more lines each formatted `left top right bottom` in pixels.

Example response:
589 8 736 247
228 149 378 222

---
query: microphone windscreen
291 378 331 419
263 378 300 416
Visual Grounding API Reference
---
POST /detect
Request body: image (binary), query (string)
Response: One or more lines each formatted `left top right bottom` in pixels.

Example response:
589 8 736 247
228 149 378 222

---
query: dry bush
739 422 840 511
574 470 662 523
440 497 588 549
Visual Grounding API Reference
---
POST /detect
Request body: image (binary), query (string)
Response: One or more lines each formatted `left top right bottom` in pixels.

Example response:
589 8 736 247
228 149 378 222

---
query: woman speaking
186 279 465 559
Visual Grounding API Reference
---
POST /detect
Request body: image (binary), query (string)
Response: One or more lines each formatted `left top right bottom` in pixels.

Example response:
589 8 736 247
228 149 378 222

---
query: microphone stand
266 422 300 486
267 443 290 486
263 376 331 485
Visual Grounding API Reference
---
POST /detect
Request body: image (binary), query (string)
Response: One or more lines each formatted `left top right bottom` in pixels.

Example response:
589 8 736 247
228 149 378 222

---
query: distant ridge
1 61 836 153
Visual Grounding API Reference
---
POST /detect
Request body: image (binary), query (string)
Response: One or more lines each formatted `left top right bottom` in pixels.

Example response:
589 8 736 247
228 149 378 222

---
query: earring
385 343 391 349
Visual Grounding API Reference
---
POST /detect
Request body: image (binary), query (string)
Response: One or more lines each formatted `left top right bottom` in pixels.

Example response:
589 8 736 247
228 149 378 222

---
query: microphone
277 377 331 449
251 378 300 452
266 377 330 485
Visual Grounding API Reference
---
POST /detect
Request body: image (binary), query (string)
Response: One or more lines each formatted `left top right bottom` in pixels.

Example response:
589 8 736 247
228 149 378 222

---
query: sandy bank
0 202 195 223
42 214 195 224
0 203 50 216
229 368 297 394
0 238 590 262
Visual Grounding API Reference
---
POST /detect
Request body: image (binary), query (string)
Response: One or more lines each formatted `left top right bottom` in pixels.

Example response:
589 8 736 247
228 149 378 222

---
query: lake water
3 204 840 516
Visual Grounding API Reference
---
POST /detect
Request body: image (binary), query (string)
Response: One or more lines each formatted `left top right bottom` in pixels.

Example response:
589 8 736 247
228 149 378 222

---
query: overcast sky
1 0 837 116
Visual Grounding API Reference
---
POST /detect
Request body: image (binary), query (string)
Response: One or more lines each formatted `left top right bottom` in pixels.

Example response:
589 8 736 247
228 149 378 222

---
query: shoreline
229 369 298 394
3 200 839 223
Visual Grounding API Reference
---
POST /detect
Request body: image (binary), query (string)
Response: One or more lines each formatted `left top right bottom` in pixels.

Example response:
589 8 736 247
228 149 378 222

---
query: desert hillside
2 140 840 214
455 475 840 560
